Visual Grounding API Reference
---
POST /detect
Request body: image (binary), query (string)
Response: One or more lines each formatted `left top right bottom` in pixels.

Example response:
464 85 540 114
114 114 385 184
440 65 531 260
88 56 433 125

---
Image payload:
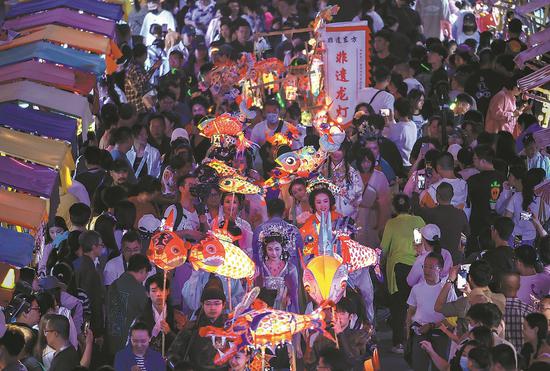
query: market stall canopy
0 25 121 74
0 126 75 192
0 41 106 76
3 7 116 38
0 227 34 268
0 80 93 133
6 0 123 21
0 102 78 154
0 60 96 95
0 156 60 220
0 189 48 233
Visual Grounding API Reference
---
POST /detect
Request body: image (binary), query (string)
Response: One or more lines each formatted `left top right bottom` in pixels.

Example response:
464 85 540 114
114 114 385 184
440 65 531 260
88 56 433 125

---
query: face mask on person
459 356 469 370
265 113 279 124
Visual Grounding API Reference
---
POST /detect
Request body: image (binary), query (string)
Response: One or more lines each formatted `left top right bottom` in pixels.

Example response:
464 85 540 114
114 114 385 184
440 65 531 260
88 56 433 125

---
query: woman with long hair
505 168 549 246
320 141 363 219
212 193 253 258
355 147 391 246
255 233 299 312
520 313 550 368
39 216 69 276
286 178 313 226
408 89 426 138
299 187 354 258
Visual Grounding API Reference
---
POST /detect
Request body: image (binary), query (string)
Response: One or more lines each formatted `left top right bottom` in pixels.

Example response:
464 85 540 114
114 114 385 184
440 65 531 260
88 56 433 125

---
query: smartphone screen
460 233 467 246
520 211 532 221
380 109 390 117
417 174 426 190
413 228 422 245
456 264 471 290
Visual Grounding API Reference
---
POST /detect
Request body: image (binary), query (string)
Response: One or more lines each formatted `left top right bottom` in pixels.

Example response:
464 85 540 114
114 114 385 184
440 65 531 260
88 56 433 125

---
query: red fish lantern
146 211 188 271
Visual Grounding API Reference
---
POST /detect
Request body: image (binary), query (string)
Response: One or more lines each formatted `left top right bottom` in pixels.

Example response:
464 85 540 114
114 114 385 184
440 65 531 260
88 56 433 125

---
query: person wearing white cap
407 224 453 288
170 127 189 143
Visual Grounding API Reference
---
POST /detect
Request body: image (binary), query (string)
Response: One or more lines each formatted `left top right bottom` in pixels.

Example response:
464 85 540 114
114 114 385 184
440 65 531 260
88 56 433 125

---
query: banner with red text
320 21 371 127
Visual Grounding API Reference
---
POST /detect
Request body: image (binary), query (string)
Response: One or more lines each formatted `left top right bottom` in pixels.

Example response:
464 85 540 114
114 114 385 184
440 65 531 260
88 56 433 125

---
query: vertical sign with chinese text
320 21 371 127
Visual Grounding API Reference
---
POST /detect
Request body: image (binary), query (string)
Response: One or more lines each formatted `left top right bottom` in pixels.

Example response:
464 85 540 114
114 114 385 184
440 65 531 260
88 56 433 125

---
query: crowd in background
1 0 550 370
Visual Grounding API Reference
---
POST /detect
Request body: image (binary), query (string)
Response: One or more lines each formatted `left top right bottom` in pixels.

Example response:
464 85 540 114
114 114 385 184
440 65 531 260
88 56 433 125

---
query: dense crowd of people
1 0 550 370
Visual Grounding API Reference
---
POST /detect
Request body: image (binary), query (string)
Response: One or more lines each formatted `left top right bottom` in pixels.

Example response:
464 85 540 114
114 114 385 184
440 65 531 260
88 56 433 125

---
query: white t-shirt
517 273 550 306
103 254 157 286
164 204 200 231
366 11 384 33
140 10 176 46
506 193 550 241
388 120 417 167
356 87 395 115
405 78 425 94
407 249 453 287
407 279 457 324
421 177 468 209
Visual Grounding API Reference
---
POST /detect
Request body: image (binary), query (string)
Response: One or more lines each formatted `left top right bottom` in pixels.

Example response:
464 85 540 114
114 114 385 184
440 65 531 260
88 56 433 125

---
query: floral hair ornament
306 174 344 195
258 226 294 260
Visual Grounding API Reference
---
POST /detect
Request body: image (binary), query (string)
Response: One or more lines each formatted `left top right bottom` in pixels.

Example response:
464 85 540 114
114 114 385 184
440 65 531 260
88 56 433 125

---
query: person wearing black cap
167 276 227 370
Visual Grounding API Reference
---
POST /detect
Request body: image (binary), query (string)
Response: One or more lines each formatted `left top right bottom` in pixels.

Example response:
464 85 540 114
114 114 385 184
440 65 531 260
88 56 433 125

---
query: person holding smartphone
406 224 453 288
504 168 549 247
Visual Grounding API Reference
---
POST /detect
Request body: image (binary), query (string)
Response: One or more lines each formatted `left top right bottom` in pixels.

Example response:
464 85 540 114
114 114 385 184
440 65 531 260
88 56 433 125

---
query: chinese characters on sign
321 21 371 127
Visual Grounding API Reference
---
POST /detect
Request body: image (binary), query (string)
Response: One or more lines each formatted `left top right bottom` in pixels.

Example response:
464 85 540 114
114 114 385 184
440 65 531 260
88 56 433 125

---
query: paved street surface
376 311 413 371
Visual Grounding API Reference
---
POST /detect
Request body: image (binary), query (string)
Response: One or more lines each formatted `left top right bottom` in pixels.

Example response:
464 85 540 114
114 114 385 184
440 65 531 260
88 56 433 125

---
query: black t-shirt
389 30 412 63
430 66 449 96
467 170 506 236
76 169 107 200
372 53 400 71
483 245 515 292
394 6 422 43
379 137 405 177
230 40 254 54
465 68 503 117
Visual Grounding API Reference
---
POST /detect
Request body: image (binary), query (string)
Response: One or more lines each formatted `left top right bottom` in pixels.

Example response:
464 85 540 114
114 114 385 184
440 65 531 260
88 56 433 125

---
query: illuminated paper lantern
338 235 380 273
146 211 188 271
303 255 348 305
199 305 331 365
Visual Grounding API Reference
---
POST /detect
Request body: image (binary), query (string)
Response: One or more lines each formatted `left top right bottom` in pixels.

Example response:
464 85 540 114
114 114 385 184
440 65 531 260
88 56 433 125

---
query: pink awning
0 60 96 95
3 7 116 38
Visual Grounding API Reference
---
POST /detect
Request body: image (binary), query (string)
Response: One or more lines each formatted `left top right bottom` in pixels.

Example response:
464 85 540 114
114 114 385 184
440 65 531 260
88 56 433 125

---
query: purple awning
6 0 123 21
0 156 60 222
3 7 116 38
0 156 57 199
0 102 77 150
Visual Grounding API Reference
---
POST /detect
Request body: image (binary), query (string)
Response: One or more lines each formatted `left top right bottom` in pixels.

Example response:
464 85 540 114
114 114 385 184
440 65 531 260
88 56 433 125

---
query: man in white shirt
104 231 156 286
356 66 394 115
420 152 468 209
140 0 176 46
249 99 304 150
406 252 456 371
388 97 417 167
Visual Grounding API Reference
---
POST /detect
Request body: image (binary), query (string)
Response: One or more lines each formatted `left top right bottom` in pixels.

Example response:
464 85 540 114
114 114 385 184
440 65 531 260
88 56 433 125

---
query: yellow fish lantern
189 229 255 280
219 177 265 196
303 255 348 305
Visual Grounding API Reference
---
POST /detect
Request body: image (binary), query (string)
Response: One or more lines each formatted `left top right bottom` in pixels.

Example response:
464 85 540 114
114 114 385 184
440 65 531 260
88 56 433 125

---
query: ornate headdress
306 174 343 195
258 225 295 261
